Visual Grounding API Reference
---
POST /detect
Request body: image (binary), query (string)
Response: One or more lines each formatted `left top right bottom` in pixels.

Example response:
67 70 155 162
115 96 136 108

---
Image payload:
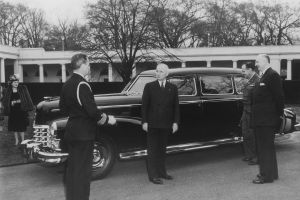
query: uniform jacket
252 68 284 127
2 84 34 115
59 73 107 141
242 73 260 113
142 80 180 129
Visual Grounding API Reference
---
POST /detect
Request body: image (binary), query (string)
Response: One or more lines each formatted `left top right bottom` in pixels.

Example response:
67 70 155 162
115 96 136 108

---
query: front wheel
92 137 116 180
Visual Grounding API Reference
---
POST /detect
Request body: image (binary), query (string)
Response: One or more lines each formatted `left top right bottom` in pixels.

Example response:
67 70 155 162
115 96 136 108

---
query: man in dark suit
59 53 116 200
252 54 284 184
241 62 260 165
142 63 180 184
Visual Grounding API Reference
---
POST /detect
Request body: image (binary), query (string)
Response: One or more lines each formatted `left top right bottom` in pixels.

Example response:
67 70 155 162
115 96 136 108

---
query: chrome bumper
21 139 68 164
295 123 300 131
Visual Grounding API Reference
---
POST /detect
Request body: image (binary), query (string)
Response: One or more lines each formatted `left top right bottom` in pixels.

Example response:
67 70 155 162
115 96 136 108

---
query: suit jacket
242 73 260 113
252 68 284 127
142 80 180 129
59 73 107 141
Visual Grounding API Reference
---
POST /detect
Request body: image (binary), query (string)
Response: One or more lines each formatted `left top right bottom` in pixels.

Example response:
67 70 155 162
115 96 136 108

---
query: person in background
2 74 34 146
142 63 180 185
241 62 260 165
252 54 284 184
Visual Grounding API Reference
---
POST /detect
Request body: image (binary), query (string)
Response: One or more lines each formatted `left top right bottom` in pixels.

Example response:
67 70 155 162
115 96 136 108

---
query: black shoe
252 177 273 184
252 177 265 184
248 160 258 165
257 174 262 179
242 157 251 162
149 178 163 184
161 174 173 180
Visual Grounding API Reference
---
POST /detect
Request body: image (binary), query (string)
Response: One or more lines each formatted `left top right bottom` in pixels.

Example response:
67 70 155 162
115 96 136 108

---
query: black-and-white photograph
0 0 300 199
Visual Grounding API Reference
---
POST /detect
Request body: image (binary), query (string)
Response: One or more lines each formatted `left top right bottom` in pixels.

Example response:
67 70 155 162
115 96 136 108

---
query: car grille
33 125 50 146
33 125 61 150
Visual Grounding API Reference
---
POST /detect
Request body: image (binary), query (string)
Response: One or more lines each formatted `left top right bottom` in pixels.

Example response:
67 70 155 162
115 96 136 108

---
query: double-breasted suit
59 73 108 200
142 80 179 179
252 67 284 182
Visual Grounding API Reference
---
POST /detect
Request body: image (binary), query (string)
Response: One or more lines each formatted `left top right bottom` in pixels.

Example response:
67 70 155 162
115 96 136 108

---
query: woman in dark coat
2 74 34 146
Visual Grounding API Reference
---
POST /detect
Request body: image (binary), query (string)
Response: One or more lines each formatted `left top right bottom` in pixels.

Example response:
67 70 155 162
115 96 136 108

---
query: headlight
49 122 57 136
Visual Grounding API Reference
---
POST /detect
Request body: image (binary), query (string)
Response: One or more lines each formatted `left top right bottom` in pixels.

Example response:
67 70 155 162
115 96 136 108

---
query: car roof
140 67 243 76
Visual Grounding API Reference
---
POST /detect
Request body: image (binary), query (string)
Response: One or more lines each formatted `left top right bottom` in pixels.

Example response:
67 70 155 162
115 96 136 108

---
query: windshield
122 78 136 92
123 75 156 96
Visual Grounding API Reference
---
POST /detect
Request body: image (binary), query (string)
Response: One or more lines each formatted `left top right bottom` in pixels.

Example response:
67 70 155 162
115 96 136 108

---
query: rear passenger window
200 75 233 94
234 75 248 94
168 76 196 96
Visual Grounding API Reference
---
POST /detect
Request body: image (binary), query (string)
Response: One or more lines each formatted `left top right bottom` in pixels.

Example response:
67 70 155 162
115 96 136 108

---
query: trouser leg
255 127 278 182
242 113 256 159
65 140 93 200
147 129 159 179
157 129 169 177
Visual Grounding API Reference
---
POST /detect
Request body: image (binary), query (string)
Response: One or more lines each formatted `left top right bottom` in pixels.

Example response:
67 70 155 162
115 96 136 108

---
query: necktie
161 82 164 89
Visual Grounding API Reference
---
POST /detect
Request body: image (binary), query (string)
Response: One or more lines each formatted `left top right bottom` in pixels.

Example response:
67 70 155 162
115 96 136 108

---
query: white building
1 44 300 83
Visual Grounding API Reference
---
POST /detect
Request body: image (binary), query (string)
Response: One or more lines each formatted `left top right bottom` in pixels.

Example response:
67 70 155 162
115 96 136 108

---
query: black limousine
22 68 297 179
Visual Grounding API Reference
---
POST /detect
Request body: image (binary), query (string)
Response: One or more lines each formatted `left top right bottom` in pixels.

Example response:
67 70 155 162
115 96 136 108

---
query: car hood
37 92 142 112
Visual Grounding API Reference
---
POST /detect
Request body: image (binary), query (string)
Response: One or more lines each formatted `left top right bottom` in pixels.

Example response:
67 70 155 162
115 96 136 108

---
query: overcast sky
3 0 98 24
3 0 299 25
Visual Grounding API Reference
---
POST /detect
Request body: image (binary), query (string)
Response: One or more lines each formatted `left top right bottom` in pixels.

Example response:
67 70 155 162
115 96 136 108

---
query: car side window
200 75 233 94
234 75 249 94
168 76 196 96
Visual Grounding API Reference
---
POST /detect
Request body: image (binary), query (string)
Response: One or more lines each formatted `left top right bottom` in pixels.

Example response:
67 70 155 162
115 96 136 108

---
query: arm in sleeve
173 85 180 124
59 89 68 115
268 73 284 116
141 83 150 124
79 83 108 124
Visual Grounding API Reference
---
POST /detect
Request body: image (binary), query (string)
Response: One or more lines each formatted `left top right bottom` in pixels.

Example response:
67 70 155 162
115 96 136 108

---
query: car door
166 75 202 144
198 74 241 141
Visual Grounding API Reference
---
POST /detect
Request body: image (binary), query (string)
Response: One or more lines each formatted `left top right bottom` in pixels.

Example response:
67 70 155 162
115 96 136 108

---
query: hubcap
92 142 108 170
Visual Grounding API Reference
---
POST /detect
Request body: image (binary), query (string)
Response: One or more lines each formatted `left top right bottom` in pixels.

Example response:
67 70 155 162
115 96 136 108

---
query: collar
73 72 86 81
261 66 271 76
158 80 166 87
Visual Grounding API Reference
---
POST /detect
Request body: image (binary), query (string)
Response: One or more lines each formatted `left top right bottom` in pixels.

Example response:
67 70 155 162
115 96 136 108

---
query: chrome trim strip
38 151 69 157
180 100 203 104
50 109 60 112
294 123 300 131
98 104 141 109
34 125 50 129
201 98 242 103
119 138 242 160
115 117 141 125
98 100 205 109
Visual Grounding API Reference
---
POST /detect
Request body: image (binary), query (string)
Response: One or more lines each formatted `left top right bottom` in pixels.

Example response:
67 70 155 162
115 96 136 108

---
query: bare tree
150 0 202 48
44 19 89 51
20 9 48 48
230 2 257 46
191 0 241 47
85 0 162 83
0 2 27 46
260 3 300 45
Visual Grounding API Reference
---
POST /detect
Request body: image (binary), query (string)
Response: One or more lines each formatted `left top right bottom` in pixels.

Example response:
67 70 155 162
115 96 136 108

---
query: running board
119 137 242 160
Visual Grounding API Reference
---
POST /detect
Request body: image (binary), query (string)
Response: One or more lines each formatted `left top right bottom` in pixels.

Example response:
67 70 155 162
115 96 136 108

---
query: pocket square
259 83 265 86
